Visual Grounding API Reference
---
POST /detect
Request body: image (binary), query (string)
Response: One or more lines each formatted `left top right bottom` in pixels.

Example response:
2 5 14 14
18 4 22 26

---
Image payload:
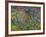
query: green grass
11 22 41 31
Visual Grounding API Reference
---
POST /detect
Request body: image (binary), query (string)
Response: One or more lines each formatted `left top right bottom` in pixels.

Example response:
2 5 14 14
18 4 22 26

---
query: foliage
11 6 41 31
